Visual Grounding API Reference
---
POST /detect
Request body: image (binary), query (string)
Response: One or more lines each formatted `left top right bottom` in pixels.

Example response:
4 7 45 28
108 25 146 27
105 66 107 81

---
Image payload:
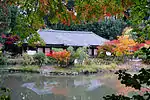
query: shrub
46 50 71 67
22 53 34 65
67 46 77 65
98 35 137 57
7 58 24 65
47 56 57 65
133 40 150 64
75 47 89 65
97 44 114 58
0 87 11 100
33 52 47 66
46 47 89 66
0 54 8 65
134 47 150 64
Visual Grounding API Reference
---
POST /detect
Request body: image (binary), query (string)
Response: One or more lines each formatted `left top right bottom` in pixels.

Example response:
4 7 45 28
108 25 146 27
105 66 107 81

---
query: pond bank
0 61 149 76
0 67 118 76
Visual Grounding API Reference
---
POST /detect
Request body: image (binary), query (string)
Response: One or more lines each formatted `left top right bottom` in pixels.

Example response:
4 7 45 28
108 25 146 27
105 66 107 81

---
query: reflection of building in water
22 82 57 95
74 79 103 91
22 81 68 96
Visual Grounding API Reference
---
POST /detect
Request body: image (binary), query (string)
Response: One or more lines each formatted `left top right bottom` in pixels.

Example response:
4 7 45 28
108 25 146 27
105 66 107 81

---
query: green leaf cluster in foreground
104 68 150 100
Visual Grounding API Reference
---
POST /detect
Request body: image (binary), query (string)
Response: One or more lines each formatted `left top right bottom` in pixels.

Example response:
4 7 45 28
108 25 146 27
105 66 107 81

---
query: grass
53 63 117 72
7 65 40 71
73 63 117 71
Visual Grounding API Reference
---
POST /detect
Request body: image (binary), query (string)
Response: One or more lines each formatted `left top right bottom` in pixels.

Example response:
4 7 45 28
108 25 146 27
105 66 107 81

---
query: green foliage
22 53 34 65
130 0 150 41
0 50 2 55
19 65 39 71
49 19 126 40
134 47 150 64
67 46 77 65
86 58 121 65
73 62 117 72
0 0 11 34
52 48 63 52
104 68 150 100
0 54 8 65
97 44 113 58
33 52 47 66
0 87 11 100
1 0 67 45
75 47 89 64
7 58 24 65
47 57 57 65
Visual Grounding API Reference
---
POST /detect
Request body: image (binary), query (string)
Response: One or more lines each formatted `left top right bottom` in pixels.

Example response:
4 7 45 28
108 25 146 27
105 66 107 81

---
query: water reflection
0 73 136 100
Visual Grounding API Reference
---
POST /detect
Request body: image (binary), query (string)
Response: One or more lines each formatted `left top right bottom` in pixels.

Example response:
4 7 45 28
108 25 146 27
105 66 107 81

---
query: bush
134 47 150 64
67 46 77 65
7 58 24 65
46 50 71 67
47 56 57 65
75 47 89 65
0 54 8 65
0 87 11 100
97 44 114 58
46 47 89 66
22 53 34 65
33 52 47 66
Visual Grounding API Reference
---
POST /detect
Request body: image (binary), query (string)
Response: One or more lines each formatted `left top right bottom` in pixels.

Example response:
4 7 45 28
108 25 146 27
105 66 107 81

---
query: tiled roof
38 30 107 46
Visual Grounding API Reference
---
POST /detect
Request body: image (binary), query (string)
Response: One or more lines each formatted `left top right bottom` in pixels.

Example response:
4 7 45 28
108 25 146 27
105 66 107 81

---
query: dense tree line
48 19 127 40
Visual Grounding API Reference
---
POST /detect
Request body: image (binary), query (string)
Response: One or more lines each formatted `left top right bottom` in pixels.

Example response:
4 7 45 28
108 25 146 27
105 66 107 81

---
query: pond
0 73 137 100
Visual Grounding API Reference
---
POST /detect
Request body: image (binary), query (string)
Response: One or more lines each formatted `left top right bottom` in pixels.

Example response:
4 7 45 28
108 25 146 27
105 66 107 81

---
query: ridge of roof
38 29 93 34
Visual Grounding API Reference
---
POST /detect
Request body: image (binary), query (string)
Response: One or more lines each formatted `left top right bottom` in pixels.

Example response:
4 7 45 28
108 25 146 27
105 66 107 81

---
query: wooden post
36 47 38 53
21 47 24 54
43 47 45 53
50 47 52 51
92 48 94 56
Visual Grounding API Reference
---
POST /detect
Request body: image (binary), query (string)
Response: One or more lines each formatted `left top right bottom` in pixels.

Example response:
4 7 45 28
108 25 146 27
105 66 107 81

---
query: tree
104 69 150 100
102 0 150 99
0 0 11 43
1 0 149 45
129 0 150 42
0 0 68 45
107 35 137 56
49 19 127 40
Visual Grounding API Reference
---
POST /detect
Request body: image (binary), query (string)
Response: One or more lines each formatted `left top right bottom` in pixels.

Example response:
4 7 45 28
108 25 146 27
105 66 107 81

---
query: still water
0 73 136 100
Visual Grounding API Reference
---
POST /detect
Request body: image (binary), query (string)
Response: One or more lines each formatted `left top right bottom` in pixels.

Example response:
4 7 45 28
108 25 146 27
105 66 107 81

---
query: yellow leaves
113 35 137 56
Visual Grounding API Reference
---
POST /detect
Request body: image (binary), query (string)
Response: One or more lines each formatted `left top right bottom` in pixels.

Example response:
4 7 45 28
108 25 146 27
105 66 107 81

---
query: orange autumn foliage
104 35 137 56
46 50 71 66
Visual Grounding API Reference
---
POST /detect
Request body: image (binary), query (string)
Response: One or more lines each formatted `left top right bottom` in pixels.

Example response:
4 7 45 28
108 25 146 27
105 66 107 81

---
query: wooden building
25 30 107 56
